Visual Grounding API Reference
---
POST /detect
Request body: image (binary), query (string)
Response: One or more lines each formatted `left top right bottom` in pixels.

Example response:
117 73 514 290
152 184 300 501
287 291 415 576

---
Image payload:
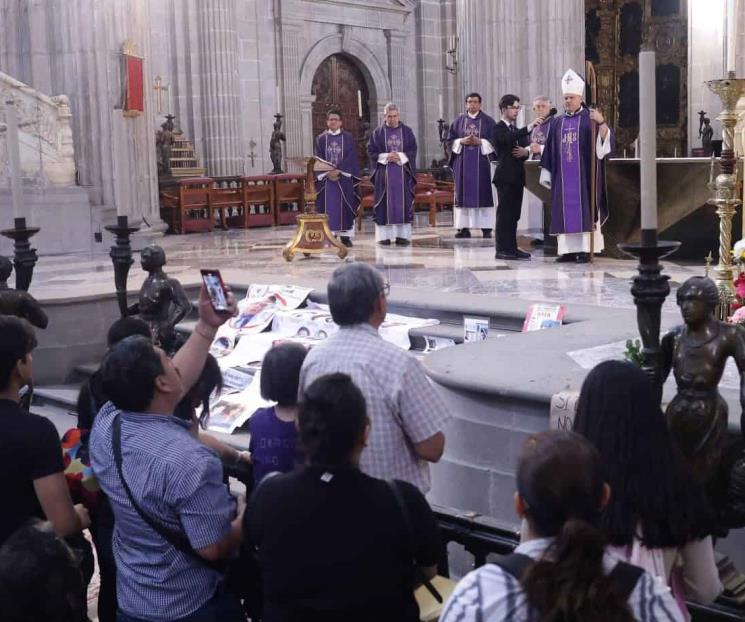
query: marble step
33 384 80 415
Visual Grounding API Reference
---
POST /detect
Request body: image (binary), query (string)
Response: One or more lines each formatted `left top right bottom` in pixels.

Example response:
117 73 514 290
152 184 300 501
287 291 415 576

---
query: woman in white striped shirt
440 431 683 622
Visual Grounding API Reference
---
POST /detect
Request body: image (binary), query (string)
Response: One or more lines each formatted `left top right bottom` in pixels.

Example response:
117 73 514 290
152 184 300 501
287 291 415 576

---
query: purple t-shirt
248 406 301 484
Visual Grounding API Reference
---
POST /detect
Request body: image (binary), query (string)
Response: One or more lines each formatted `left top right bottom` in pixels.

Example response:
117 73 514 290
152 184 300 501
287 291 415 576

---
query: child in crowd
249 342 308 484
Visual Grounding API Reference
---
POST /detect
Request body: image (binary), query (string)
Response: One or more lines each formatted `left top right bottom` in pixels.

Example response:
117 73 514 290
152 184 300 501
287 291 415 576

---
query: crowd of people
0 262 725 622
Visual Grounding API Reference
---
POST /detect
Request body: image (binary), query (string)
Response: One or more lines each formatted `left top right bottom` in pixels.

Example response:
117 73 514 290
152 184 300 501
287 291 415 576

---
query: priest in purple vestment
540 69 614 264
367 103 417 246
528 96 553 160
314 108 361 247
447 93 498 239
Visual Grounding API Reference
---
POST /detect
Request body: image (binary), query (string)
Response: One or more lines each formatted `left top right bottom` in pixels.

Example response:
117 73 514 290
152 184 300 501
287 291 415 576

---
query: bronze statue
270 115 286 174
0 256 48 329
700 117 714 156
661 277 745 489
132 245 191 353
156 114 176 177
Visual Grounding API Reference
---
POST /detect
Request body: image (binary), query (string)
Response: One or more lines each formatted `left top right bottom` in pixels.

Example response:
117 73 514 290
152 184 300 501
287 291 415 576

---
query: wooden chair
272 173 305 225
241 176 275 227
159 177 214 234
414 173 453 227
209 177 243 229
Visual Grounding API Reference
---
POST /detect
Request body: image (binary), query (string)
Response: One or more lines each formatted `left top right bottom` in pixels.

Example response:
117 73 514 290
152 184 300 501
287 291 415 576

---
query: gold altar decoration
705 71 745 320
283 156 348 262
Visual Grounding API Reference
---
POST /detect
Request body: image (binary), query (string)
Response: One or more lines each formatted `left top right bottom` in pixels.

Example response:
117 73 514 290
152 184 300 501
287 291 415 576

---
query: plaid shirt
299 323 451 492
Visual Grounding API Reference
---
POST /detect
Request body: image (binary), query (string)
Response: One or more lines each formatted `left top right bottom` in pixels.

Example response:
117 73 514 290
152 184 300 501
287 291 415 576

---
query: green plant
624 339 643 366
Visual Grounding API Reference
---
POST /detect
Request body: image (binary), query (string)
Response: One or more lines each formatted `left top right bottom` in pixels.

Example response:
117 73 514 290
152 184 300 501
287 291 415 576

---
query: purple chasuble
447 112 497 208
314 130 360 232
540 107 614 236
367 123 417 226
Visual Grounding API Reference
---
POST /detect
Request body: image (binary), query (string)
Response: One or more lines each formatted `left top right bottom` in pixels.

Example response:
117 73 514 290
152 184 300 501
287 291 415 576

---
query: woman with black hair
574 360 721 618
441 431 683 622
244 372 442 622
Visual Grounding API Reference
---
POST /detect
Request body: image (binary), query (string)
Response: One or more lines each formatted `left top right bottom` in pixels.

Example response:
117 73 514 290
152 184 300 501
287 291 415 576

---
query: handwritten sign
523 304 566 332
549 390 579 431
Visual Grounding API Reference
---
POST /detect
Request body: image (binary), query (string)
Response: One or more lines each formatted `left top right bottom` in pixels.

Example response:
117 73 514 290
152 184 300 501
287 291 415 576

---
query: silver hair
533 95 551 104
327 263 385 326
383 102 399 114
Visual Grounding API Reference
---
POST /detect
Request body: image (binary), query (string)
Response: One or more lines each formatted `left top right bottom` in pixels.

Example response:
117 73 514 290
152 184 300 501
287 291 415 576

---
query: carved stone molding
0 72 76 186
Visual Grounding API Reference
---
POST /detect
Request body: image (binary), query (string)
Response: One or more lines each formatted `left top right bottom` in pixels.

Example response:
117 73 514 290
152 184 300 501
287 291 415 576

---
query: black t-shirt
0 399 64 545
245 465 441 622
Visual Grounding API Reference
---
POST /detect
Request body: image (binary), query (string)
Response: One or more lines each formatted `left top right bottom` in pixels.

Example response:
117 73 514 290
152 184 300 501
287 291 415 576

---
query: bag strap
492 553 535 581
386 479 443 604
607 560 645 601
111 413 223 573
494 552 644 602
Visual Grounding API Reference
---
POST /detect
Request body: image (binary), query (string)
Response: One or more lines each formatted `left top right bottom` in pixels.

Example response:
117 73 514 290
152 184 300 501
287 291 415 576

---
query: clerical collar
467 111 480 119
327 129 341 136
564 106 584 118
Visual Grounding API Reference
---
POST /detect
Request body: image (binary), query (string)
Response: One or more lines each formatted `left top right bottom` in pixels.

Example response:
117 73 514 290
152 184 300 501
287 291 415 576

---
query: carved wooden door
586 0 688 156
311 54 371 169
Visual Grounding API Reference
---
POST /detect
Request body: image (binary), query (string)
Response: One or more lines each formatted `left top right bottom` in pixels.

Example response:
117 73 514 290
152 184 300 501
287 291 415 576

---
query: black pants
495 183 524 254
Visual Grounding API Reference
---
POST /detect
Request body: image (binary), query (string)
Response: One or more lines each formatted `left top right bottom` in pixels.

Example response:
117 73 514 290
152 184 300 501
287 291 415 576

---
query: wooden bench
241 176 275 227
159 177 214 234
272 173 304 226
210 177 243 229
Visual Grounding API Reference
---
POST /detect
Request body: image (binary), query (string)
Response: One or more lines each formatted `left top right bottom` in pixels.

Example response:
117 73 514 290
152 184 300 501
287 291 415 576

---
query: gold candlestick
705 72 745 320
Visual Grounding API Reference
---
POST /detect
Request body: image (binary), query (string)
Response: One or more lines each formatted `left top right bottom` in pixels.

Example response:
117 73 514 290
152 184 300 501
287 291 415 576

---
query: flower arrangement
729 306 745 326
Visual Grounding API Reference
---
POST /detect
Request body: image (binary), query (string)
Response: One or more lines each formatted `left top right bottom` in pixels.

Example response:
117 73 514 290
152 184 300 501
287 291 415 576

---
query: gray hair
533 95 551 105
327 263 385 326
383 102 399 115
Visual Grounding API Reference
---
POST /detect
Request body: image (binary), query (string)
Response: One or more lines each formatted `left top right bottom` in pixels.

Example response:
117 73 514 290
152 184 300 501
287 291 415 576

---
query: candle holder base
105 215 140 317
0 217 41 291
618 240 680 404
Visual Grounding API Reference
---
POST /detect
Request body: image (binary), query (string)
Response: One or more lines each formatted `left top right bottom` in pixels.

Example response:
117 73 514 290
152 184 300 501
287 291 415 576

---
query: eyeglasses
380 282 390 297
505 105 522 111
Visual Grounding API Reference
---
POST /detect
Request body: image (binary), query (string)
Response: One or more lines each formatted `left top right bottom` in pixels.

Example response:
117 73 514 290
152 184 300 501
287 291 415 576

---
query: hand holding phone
200 269 230 313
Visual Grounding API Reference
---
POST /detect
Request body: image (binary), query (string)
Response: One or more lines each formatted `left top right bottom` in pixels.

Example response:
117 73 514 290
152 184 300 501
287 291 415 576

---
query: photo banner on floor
204 285 439 433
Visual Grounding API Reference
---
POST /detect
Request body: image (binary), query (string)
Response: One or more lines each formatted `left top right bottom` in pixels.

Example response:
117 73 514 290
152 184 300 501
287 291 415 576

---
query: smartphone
200 269 229 313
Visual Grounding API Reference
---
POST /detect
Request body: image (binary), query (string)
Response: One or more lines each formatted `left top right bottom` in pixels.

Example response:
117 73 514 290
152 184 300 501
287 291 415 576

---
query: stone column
456 0 583 111
198 0 243 177
386 30 409 114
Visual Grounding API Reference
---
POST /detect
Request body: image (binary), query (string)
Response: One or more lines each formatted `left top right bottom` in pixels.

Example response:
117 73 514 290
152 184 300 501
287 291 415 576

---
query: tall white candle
357 90 363 118
5 99 23 220
639 50 658 231
438 93 444 119
276 85 281 112
727 0 737 73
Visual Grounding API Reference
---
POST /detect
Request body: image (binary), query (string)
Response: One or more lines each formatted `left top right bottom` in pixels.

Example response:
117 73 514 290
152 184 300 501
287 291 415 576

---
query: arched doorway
311 54 371 167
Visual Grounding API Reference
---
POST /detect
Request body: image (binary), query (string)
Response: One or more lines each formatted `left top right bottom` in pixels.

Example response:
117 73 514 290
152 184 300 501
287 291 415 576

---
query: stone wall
456 0 585 120
0 0 165 240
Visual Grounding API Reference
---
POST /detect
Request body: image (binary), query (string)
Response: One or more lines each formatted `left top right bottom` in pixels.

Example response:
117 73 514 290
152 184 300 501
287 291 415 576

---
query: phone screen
201 271 228 312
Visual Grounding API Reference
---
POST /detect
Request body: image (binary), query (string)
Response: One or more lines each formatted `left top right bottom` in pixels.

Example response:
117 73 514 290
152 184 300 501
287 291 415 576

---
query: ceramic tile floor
24 219 707 312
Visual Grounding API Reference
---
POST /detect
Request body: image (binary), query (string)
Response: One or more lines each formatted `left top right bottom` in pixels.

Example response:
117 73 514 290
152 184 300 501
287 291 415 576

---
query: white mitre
561 69 585 96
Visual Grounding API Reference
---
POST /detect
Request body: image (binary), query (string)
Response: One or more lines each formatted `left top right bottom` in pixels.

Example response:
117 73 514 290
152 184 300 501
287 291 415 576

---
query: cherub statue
132 245 191 353
0 256 48 329
700 117 714 156
661 277 745 528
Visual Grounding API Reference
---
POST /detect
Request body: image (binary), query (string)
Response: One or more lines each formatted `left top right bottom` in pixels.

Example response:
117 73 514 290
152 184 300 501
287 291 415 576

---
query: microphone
548 107 558 117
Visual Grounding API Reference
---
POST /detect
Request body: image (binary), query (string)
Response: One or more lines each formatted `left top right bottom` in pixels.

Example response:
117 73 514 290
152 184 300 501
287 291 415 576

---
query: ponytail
521 519 634 622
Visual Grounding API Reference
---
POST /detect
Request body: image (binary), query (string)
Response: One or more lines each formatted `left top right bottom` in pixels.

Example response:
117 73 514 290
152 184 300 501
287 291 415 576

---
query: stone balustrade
0 71 76 187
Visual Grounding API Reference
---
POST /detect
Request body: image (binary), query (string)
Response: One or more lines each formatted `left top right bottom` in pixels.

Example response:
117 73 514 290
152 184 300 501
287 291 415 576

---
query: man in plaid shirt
299 263 451 493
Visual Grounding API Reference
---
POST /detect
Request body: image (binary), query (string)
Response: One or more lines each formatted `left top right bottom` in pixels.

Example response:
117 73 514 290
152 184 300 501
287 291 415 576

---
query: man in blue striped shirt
90 286 244 622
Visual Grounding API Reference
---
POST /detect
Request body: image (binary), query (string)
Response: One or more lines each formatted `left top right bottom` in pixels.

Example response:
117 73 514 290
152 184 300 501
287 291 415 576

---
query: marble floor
26 215 707 313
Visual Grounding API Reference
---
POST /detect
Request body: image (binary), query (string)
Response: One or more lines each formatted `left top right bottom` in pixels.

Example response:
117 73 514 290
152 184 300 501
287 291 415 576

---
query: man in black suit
491 94 545 260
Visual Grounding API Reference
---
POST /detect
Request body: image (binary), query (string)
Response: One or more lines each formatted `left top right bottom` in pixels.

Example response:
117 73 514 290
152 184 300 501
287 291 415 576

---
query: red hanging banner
122 40 144 117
